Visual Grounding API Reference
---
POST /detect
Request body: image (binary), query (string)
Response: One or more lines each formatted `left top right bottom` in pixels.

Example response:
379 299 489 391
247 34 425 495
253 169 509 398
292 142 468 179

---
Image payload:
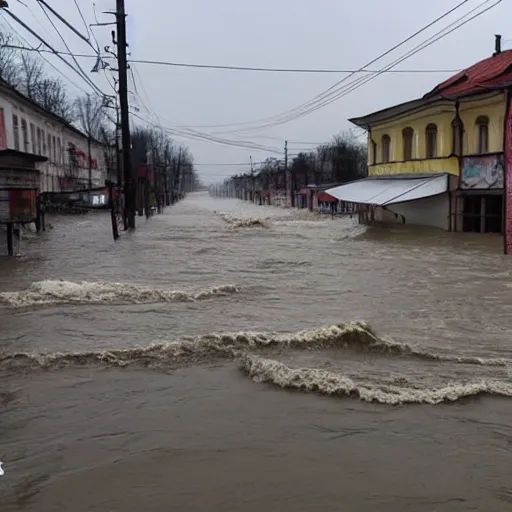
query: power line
129 110 283 155
211 0 501 134
122 59 461 74
0 10 104 97
272 0 503 129
73 0 93 41
0 45 462 74
35 1 104 96
35 0 98 54
0 14 89 95
177 0 484 131
124 67 285 154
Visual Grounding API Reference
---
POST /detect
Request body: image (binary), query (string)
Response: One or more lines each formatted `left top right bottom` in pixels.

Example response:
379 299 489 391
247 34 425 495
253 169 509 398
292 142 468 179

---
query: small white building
0 78 108 193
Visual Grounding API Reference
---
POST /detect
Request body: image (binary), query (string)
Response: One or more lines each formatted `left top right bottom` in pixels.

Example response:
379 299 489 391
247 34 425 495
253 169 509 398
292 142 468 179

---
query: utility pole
115 101 122 188
87 136 92 191
164 146 169 207
116 0 135 229
250 155 255 202
284 140 291 207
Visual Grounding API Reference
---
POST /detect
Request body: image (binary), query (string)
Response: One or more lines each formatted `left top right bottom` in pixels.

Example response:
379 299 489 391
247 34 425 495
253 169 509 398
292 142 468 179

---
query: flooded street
2 192 512 511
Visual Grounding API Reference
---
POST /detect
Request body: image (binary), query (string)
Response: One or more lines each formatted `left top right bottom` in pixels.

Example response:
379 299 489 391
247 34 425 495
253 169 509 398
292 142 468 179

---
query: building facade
0 79 108 194
328 36 511 233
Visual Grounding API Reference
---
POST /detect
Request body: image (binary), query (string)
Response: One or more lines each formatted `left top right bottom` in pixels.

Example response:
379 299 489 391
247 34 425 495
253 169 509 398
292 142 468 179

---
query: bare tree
98 125 117 183
0 33 20 86
18 54 44 101
74 94 105 137
34 78 75 122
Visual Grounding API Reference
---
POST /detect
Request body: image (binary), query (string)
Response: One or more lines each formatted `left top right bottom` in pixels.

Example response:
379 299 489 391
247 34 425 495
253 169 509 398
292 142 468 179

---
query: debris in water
0 461 4 476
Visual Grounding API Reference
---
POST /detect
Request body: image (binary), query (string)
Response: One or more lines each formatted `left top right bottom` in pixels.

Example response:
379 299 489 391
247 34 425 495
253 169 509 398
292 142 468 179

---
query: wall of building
0 88 107 193
459 93 506 155
367 92 506 178
387 193 450 230
369 103 456 164
371 157 459 176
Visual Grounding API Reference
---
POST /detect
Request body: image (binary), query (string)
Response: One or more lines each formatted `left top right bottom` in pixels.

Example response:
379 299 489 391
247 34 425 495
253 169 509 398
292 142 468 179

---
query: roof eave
0 79 105 147
348 96 451 130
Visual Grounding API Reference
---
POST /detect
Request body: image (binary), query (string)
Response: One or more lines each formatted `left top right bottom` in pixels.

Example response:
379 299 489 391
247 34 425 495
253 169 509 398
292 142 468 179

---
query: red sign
0 189 37 222
504 90 512 254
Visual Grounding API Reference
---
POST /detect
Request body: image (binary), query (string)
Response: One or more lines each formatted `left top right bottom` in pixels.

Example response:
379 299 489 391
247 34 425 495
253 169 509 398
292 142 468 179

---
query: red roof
425 50 512 99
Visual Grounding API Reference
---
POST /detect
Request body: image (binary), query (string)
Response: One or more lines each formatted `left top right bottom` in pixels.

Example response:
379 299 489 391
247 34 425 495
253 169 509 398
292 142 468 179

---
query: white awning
325 174 449 206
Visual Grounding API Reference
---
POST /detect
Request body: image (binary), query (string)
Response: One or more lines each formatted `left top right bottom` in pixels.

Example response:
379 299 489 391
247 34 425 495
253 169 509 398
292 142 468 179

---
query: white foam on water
214 212 268 229
0 280 241 308
2 322 509 404
241 354 512 405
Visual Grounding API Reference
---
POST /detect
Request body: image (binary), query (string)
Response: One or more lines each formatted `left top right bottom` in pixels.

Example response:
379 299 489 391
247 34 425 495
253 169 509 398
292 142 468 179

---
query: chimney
494 34 502 56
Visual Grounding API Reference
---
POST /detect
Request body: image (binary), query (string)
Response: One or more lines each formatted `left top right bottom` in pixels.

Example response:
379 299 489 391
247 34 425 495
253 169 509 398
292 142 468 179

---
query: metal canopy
325 174 449 206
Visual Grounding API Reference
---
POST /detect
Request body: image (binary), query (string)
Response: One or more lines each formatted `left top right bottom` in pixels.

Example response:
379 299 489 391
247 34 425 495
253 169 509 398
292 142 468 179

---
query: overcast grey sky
2 0 511 183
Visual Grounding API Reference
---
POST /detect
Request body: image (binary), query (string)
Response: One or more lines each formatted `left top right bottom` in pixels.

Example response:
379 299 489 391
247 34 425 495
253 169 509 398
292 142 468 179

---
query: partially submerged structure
328 35 511 233
0 149 46 255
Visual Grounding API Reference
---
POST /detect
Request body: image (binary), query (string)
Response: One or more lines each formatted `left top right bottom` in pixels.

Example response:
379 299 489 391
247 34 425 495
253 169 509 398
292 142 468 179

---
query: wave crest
241 355 512 405
0 280 241 308
2 322 508 404
215 212 268 228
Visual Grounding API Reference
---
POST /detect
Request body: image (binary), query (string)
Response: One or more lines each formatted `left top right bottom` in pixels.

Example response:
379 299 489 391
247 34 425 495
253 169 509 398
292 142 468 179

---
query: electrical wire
210 0 502 134
175 0 486 131
2 9 106 97
0 46 462 75
73 0 92 41
267 0 503 130
35 0 98 54
0 11 95 96
125 66 285 155
130 110 283 155
124 58 461 74
36 1 105 97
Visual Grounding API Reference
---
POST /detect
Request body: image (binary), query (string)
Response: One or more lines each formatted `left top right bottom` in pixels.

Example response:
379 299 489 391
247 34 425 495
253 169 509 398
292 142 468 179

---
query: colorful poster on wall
0 108 6 150
504 91 512 254
461 155 504 189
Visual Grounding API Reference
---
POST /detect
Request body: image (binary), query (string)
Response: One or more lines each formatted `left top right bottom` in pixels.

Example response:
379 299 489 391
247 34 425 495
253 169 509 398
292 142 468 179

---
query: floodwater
1 192 512 511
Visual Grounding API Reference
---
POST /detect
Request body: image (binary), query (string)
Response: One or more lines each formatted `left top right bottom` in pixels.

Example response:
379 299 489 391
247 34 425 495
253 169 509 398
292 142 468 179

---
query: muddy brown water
1 192 512 511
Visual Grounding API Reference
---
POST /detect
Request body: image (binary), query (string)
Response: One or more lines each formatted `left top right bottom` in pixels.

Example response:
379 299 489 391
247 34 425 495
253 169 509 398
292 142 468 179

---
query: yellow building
328 36 510 233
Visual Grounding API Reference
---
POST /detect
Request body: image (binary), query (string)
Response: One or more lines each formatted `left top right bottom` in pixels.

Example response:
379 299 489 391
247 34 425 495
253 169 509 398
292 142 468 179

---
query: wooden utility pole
284 140 292 206
87 136 92 191
116 0 135 229
250 155 254 202
164 146 169 206
115 101 122 188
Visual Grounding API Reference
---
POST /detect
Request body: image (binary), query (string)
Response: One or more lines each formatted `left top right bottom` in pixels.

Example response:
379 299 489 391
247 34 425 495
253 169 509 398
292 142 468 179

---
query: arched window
371 140 377 165
451 118 463 155
381 134 391 163
476 115 489 153
402 127 414 160
426 124 438 158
